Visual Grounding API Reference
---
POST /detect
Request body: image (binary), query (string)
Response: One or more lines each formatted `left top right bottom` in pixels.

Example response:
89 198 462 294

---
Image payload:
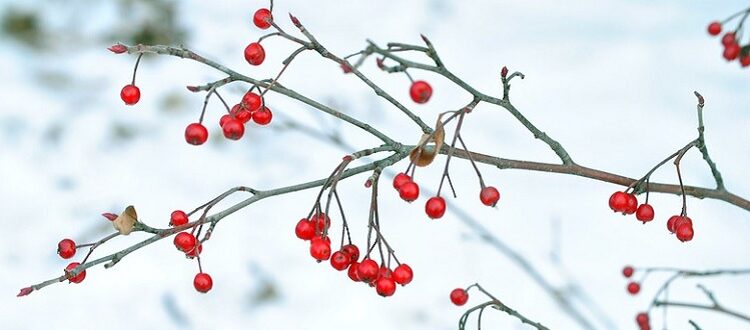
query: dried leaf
112 205 138 235
409 116 445 167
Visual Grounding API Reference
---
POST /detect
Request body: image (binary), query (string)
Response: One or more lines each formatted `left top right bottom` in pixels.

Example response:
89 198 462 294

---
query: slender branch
459 283 550 330
122 44 394 144
654 300 750 322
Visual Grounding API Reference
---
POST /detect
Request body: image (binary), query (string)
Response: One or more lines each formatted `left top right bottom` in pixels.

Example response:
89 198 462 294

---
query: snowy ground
2 0 750 329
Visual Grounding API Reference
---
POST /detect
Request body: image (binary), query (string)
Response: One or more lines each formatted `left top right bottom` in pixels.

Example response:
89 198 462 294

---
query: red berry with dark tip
450 288 469 306
65 262 86 283
242 92 263 112
244 42 266 66
341 244 360 263
409 80 432 104
671 216 692 233
622 266 634 278
174 232 197 252
392 172 412 190
252 107 273 125
120 84 141 105
707 22 722 36
310 237 331 261
194 273 213 293
479 186 500 206
627 282 641 295
636 312 649 325
741 56 750 67
221 118 245 140
676 223 694 242
398 181 419 202
425 196 446 219
170 210 189 227
392 264 413 285
722 33 736 46
295 219 315 240
608 191 629 212
185 123 208 145
253 8 273 29
348 262 361 282
330 251 351 271
635 204 654 223
357 259 379 283
57 239 76 259
724 43 741 61
185 243 203 258
624 194 638 214
376 277 396 297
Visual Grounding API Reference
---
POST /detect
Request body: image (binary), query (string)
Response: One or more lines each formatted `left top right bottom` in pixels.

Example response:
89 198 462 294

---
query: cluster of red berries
393 173 500 219
608 191 693 242
294 212 414 297
622 266 651 329
170 210 213 293
117 6 276 147
707 20 750 66
56 238 86 284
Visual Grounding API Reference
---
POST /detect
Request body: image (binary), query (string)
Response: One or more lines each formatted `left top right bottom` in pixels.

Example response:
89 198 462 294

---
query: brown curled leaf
409 115 445 167
112 205 138 235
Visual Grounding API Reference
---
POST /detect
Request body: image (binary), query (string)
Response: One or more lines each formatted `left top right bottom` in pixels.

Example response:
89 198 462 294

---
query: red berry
311 213 331 233
479 186 500 206
357 259 379 283
376 277 396 297
450 288 469 306
627 282 641 295
65 262 86 284
624 194 638 214
667 215 680 233
724 43 741 61
184 123 208 145
608 191 629 213
398 181 419 202
741 55 750 67
120 84 141 105
675 223 694 242
310 237 331 261
242 92 263 112
707 21 722 36
174 232 197 252
341 244 360 263
392 172 412 190
219 114 233 128
193 273 213 293
376 265 392 281
347 262 361 282
295 219 315 240
636 312 650 325
392 264 413 285
722 33 736 46
170 210 189 227
231 104 252 124
253 8 273 29
252 107 273 125
330 251 351 271
622 266 634 278
244 42 266 66
185 243 203 258
635 204 654 223
57 239 76 259
425 196 446 219
221 118 245 140
409 80 432 104
671 216 693 233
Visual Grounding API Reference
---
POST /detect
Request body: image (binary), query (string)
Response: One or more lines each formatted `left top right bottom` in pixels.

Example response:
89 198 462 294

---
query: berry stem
130 53 144 85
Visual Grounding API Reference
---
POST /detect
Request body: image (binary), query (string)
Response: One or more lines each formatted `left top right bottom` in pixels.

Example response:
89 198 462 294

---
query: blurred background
2 0 749 329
